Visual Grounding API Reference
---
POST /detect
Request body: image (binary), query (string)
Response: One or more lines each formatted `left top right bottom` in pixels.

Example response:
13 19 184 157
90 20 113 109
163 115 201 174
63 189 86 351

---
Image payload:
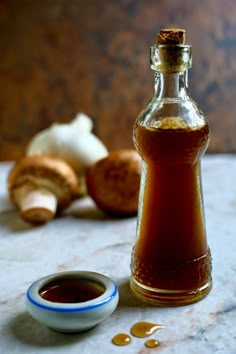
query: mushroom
86 149 141 216
8 155 78 224
26 113 108 195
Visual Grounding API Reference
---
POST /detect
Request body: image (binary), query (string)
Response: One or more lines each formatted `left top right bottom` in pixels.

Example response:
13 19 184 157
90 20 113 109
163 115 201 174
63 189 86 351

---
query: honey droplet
112 333 131 346
130 321 165 338
145 339 160 348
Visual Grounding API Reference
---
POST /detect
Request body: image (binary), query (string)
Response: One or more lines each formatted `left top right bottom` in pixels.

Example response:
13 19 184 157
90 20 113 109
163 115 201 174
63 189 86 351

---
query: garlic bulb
26 113 108 195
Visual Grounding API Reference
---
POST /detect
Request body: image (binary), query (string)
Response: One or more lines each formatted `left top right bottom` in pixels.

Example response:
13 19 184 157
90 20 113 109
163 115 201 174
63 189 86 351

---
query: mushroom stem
16 184 58 224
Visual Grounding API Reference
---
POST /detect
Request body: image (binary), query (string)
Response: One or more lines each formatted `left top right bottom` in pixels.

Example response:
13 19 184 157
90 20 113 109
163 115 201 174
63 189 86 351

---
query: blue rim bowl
25 270 119 333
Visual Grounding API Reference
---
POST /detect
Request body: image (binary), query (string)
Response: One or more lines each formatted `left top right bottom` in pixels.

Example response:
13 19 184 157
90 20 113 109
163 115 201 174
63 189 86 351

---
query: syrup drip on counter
130 321 165 338
111 321 165 347
112 333 131 346
145 339 160 348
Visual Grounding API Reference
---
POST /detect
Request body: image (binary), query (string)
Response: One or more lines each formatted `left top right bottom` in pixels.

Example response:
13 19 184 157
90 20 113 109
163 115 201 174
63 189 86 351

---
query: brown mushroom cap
8 155 78 211
86 149 141 216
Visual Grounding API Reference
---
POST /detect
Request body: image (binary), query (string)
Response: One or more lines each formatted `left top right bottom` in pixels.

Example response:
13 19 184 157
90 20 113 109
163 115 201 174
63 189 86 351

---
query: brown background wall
0 0 236 160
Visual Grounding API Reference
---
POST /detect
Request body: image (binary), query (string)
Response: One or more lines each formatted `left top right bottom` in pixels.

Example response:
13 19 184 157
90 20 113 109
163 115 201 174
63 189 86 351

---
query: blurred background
0 0 235 160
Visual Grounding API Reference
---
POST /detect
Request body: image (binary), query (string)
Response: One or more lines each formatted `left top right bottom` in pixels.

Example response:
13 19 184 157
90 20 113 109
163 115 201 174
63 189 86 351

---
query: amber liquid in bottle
131 119 212 305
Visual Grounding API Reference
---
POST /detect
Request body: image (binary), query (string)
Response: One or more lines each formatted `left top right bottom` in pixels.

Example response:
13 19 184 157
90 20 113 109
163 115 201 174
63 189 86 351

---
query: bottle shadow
117 277 149 309
116 277 172 310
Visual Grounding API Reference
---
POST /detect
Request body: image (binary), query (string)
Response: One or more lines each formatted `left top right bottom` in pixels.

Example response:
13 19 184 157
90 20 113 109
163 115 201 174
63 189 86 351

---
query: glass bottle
130 30 212 305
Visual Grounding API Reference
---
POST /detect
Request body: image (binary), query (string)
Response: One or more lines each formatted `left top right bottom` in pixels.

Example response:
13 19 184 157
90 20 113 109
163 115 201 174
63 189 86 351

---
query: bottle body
130 44 212 305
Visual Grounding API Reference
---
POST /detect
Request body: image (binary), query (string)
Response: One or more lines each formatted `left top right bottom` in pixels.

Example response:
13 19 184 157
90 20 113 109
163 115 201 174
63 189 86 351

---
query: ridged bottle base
130 249 212 306
130 276 212 306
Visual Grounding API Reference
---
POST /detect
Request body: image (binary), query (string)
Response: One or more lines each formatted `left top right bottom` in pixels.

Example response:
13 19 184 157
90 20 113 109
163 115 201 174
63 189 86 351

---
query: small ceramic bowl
26 270 119 333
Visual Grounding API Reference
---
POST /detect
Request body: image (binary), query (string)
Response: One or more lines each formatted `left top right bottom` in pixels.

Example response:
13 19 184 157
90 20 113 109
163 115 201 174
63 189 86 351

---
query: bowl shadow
8 311 97 348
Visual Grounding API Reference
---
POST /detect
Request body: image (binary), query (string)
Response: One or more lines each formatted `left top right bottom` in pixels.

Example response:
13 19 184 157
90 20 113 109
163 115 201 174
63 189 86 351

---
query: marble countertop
0 155 236 354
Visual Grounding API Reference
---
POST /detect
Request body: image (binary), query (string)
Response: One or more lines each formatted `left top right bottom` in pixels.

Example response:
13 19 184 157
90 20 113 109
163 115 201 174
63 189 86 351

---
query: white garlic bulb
26 113 108 195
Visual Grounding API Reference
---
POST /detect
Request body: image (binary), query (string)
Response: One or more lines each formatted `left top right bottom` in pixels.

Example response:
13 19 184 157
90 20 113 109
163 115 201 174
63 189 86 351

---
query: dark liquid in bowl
39 278 105 303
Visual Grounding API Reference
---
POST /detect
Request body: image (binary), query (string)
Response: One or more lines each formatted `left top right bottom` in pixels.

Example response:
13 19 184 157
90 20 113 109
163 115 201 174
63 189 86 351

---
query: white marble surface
0 155 236 354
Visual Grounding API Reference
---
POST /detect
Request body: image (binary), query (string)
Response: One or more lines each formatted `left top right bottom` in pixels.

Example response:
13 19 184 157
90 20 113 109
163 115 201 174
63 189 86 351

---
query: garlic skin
26 113 108 194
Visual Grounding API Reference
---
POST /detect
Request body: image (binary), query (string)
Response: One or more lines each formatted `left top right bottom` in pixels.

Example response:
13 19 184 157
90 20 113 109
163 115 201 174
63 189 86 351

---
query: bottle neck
154 71 189 99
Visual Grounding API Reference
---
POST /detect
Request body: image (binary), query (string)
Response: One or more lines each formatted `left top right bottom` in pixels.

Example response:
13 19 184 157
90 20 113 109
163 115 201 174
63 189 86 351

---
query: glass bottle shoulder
136 95 208 131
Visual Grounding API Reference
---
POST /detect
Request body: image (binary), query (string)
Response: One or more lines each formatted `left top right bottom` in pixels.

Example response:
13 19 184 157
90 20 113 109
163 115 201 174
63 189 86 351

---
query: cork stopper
157 28 186 45
150 28 191 72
